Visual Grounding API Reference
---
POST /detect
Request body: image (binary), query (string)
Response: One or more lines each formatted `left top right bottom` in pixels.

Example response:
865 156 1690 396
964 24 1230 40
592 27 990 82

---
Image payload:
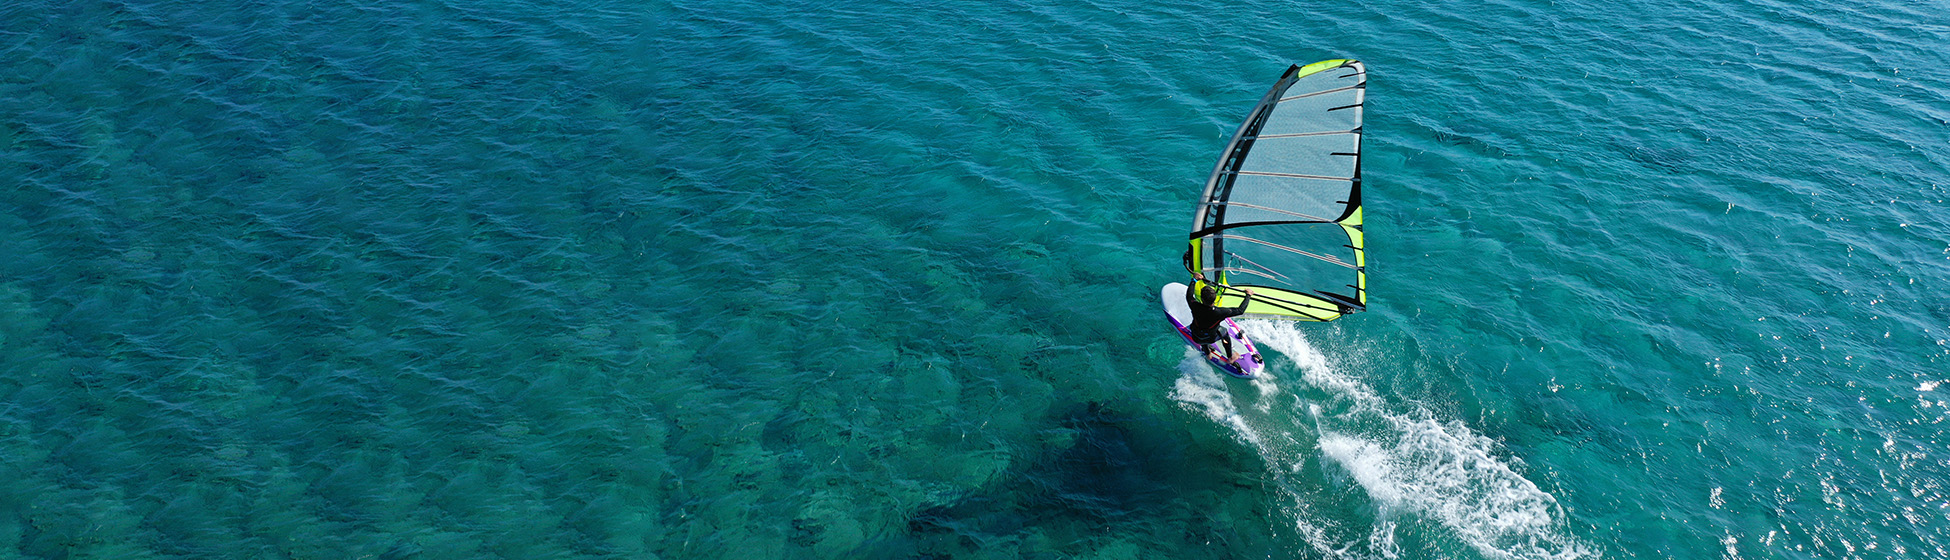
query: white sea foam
1169 349 1348 556
1168 351 1263 449
1171 320 1594 560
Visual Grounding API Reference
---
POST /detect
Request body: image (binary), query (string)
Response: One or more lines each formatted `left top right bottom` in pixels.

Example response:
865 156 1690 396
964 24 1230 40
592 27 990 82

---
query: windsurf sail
1186 60 1367 322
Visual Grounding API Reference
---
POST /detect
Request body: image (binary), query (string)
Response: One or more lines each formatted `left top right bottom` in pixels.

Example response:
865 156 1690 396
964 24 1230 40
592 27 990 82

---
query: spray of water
1170 320 1596 560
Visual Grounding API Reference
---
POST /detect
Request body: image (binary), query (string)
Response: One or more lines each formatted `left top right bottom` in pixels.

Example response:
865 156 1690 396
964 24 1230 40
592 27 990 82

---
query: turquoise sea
4 0 1947 557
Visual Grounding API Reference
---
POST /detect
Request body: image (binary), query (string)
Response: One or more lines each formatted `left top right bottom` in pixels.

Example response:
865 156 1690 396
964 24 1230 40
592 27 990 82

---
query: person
1185 274 1253 361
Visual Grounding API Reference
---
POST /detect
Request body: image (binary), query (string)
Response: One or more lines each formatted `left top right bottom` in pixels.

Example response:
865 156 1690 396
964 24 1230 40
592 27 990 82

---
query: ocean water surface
3 0 1948 557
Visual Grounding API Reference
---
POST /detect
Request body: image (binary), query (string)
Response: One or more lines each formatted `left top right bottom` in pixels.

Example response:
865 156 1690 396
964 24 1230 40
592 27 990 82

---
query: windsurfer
1185 274 1253 361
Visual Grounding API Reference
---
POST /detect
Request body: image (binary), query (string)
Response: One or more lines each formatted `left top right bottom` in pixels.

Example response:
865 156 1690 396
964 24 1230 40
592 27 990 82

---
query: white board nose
1161 282 1193 325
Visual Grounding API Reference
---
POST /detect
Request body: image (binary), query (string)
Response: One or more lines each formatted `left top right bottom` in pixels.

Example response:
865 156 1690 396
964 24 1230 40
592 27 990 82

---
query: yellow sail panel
1216 287 1347 322
1344 224 1366 268
1294 59 1355 79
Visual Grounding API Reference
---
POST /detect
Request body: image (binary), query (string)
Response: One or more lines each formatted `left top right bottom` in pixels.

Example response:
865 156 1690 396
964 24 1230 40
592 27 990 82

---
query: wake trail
1169 321 1596 560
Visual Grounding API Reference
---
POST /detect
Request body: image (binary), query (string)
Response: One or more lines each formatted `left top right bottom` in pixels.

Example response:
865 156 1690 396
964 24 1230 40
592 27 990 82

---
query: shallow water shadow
864 401 1294 558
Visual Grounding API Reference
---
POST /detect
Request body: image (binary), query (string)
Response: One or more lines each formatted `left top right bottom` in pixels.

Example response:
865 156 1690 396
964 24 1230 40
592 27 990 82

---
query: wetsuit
1185 285 1251 355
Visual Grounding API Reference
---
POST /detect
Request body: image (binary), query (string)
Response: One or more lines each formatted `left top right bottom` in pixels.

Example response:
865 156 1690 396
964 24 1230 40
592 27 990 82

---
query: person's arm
1220 290 1254 318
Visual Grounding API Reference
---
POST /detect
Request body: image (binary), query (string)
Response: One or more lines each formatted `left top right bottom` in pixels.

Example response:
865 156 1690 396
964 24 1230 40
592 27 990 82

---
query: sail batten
1253 130 1359 140
1278 84 1364 102
1187 60 1369 322
1229 170 1354 181
1207 201 1333 222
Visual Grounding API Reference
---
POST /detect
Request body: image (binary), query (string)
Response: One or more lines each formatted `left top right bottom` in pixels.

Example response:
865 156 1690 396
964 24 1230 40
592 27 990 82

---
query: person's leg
1194 332 1221 360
